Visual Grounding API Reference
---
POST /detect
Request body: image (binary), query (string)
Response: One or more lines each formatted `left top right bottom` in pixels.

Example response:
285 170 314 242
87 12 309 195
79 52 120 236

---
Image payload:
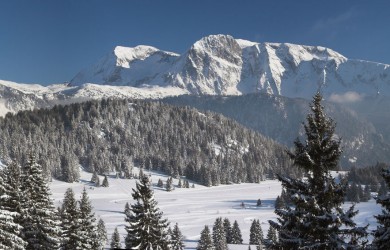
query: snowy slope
70 34 390 99
71 46 179 87
50 168 381 249
0 80 188 115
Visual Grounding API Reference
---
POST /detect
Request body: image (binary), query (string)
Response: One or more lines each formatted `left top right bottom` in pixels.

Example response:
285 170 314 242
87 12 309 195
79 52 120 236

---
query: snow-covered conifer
0 165 27 249
166 176 174 192
269 93 368 249
171 223 185 250
20 154 62 249
373 168 390 249
223 217 232 244
102 175 109 187
110 227 121 249
230 220 243 244
212 217 227 250
60 188 81 249
197 225 214 250
94 219 107 250
91 171 98 183
266 225 278 246
78 187 97 249
249 219 263 245
95 176 101 187
157 178 164 188
125 176 170 249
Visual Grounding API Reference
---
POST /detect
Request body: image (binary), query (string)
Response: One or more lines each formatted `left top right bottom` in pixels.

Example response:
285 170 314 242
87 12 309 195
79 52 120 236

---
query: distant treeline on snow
0 99 296 185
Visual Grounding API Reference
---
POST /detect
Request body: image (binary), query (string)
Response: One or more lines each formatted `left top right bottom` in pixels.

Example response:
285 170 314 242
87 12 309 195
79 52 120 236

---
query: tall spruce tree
171 223 185 250
266 226 278 247
60 188 81 250
223 217 232 244
231 220 243 244
0 165 27 249
78 187 97 249
125 176 170 249
20 154 62 250
102 175 109 187
249 219 263 245
110 227 122 249
212 217 227 250
197 225 214 250
373 168 390 249
269 93 367 249
94 219 107 250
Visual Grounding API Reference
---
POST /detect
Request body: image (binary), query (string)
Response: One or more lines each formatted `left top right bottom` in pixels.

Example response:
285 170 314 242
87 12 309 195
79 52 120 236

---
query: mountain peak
70 34 390 99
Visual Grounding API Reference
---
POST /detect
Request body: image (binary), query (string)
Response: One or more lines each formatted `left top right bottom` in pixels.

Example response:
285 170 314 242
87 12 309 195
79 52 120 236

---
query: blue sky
0 0 389 85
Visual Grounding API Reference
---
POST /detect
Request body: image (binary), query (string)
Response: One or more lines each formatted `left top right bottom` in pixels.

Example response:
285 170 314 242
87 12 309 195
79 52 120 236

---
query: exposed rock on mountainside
71 34 390 99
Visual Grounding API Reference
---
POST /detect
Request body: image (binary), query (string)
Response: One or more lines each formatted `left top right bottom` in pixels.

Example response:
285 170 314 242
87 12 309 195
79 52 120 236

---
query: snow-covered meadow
50 169 381 249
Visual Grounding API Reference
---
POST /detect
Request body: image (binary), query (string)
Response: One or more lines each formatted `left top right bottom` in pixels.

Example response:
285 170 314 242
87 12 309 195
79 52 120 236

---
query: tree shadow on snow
228 199 275 210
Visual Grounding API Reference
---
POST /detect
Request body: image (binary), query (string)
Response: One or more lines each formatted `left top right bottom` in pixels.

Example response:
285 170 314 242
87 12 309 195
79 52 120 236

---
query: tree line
0 98 296 186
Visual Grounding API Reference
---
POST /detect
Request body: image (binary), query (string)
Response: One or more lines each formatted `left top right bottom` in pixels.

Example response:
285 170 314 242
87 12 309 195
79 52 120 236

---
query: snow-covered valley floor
50 169 382 249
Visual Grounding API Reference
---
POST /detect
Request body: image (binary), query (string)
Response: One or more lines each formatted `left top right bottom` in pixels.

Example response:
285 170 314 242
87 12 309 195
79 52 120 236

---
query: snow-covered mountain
0 80 188 115
71 34 390 99
2 34 390 115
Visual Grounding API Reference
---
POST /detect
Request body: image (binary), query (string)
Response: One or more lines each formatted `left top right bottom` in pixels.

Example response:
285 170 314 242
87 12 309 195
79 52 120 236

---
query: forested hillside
162 94 390 167
0 99 293 185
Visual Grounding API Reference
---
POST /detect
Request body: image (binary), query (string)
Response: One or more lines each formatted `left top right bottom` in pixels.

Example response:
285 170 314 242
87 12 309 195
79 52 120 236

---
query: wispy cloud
309 8 359 42
312 8 358 31
329 91 364 103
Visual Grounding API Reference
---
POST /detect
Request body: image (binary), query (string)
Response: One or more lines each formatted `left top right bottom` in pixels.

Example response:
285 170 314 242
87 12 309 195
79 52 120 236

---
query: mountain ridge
70 34 390 99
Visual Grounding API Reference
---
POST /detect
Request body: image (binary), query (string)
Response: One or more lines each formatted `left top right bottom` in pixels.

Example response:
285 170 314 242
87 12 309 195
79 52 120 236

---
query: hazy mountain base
162 93 390 168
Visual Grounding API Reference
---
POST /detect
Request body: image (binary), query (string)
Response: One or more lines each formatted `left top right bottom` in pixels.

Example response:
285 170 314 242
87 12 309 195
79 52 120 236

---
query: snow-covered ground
50 169 381 249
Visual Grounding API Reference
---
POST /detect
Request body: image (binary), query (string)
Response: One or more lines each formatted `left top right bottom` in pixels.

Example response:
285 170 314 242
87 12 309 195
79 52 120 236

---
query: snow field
50 168 381 249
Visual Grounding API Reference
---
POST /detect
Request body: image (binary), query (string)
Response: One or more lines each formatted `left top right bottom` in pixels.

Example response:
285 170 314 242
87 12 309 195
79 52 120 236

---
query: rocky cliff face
70 34 390 99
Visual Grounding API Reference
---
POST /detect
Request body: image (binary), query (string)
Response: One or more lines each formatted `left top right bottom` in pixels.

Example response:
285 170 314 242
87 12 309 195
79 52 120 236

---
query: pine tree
274 195 284 209
212 217 227 250
197 225 214 250
124 202 131 219
363 184 371 202
60 188 81 250
102 175 109 187
157 178 164 188
78 187 97 249
269 93 368 249
166 176 174 192
110 227 121 249
95 176 101 187
378 180 388 197
249 219 263 245
0 164 27 249
223 217 232 244
373 168 390 249
178 178 183 188
230 220 243 244
125 176 170 249
20 154 62 250
2 162 23 224
94 219 107 250
91 171 98 183
266 226 278 246
171 223 185 250
347 182 360 202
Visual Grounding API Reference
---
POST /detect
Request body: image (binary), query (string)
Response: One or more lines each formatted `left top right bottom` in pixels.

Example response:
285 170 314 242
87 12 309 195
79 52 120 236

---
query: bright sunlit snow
50 168 381 249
